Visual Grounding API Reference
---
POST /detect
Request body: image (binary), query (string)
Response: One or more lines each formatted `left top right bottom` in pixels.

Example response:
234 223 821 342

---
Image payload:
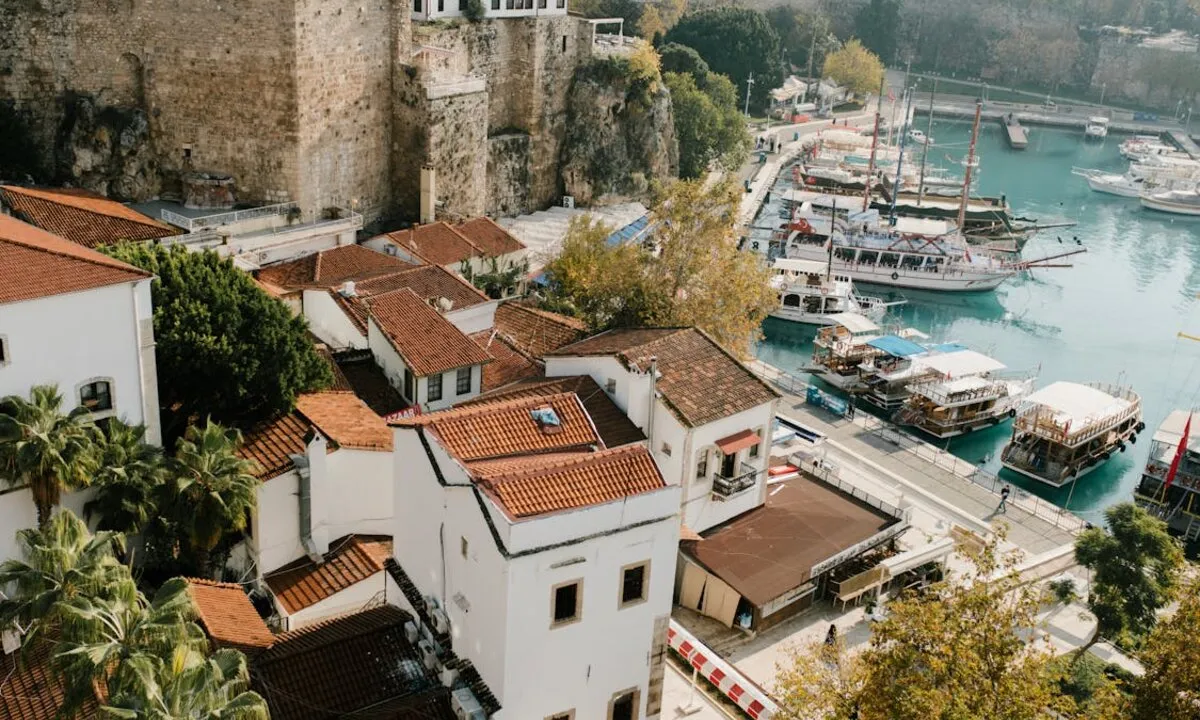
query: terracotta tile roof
1 185 178 249
368 288 492 376
255 244 414 289
251 605 456 720
470 444 665 519
0 639 100 720
264 535 393 614
376 222 479 267
469 329 541 392
547 327 780 427
238 391 391 479
454 217 525 256
184 578 274 653
0 214 151 304
467 375 645 448
494 301 587 358
393 392 600 461
334 350 410 417
323 265 492 338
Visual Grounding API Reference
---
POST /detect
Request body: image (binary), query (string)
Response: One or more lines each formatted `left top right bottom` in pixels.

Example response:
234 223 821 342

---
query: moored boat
1133 410 1200 539
769 258 901 325
1083 116 1109 140
1000 381 1143 487
1141 188 1200 216
892 351 1036 438
807 313 884 392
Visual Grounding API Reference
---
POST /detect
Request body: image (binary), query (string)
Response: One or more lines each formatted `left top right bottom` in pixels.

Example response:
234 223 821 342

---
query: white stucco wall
367 318 480 411
0 279 159 445
0 487 97 566
445 300 498 335
680 403 777 533
301 289 368 350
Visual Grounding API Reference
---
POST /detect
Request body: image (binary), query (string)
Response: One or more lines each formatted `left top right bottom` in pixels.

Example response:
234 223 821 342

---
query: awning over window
715 429 760 455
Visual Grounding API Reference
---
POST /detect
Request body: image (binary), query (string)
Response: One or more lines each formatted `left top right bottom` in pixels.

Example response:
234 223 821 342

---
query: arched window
78 378 114 414
782 294 801 307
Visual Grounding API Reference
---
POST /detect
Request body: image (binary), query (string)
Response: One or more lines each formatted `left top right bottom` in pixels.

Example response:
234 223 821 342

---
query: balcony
712 462 760 500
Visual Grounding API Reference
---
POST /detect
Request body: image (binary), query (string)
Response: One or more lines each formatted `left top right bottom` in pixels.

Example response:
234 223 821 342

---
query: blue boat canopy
866 335 927 357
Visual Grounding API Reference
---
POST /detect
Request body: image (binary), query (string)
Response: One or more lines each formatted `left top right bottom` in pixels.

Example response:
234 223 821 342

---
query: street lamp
1100 82 1106 107
1188 106 1193 134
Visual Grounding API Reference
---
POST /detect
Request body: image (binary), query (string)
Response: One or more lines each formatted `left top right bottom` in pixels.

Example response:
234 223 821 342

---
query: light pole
1188 106 1194 134
744 72 755 118
1099 82 1107 107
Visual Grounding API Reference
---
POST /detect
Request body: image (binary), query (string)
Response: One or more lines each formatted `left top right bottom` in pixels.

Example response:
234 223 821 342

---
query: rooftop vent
435 296 454 312
531 406 563 435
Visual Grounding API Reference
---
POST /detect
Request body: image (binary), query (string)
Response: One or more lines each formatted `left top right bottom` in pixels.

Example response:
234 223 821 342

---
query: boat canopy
1152 410 1200 450
1023 381 1133 425
1088 116 1110 124
922 349 1006 378
827 312 880 334
867 335 927 357
773 258 828 274
936 376 993 394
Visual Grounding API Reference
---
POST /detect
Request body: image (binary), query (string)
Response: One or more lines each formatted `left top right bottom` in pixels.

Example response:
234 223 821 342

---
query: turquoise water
754 119 1200 524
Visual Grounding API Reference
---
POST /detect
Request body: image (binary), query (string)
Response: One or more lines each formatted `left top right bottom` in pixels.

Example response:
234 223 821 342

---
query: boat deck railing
1015 384 1142 448
906 378 1004 407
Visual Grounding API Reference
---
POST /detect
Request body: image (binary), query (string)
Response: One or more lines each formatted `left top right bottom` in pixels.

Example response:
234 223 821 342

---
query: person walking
825 623 838 646
997 484 1011 514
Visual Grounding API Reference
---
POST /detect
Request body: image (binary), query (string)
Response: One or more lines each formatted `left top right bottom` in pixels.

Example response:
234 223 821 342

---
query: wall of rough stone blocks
486 133 531 217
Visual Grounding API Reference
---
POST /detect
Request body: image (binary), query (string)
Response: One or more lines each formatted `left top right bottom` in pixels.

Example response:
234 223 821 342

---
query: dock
920 101 1178 137
1002 115 1028 149
1167 129 1200 159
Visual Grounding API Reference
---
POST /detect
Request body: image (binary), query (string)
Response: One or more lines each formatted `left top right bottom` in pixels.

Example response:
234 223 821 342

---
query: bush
464 0 485 22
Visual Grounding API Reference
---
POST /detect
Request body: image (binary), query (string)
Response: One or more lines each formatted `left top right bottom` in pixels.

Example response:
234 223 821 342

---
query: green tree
0 510 130 651
103 646 269 720
1131 578 1200 720
766 7 838 74
168 420 259 577
664 71 750 179
665 7 784 111
103 244 331 438
822 38 885 98
659 42 710 81
854 0 902 64
775 533 1075 720
0 384 99 528
1074 502 1184 663
83 419 165 537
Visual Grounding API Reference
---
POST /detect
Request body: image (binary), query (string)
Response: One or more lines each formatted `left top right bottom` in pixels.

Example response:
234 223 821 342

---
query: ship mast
863 75 886 213
916 78 937 207
889 88 914 226
956 100 982 234
827 196 837 281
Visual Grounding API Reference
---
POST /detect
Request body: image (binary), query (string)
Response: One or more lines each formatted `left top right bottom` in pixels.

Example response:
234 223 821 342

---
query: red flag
887 88 895 103
1165 412 1192 489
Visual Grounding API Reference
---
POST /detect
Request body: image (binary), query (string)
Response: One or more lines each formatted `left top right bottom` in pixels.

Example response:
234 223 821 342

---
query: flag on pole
1165 412 1192 489
887 88 895 103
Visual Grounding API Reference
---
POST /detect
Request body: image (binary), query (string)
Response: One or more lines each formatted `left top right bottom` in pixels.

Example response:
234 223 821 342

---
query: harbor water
754 118 1200 524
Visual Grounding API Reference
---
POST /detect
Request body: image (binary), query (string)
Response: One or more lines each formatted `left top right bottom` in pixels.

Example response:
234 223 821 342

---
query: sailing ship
891 351 1036 439
1000 381 1144 487
769 257 900 325
1134 410 1200 540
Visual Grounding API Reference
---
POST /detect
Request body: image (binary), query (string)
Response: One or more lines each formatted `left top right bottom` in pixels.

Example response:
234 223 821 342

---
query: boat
1120 137 1188 162
807 313 885 392
1000 381 1143 487
1072 167 1151 198
908 129 932 146
768 257 901 325
855 333 945 410
1083 116 1110 140
891 351 1036 438
1141 188 1200 216
1133 410 1200 539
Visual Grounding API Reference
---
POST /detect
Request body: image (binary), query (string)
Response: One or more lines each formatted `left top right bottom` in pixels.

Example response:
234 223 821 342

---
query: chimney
420 165 437 224
646 356 658 451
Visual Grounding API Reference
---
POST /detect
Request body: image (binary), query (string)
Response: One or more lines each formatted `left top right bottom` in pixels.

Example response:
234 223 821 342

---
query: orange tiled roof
256 245 414 289
467 375 645 448
265 535 393 614
238 391 391 479
368 288 492 376
376 222 479 267
185 578 274 653
0 214 151 304
392 392 600 461
471 444 665 519
0 639 101 720
494 301 587 358
547 327 780 427
0 185 178 249
454 217 525 256
322 264 491 336
469 329 541 392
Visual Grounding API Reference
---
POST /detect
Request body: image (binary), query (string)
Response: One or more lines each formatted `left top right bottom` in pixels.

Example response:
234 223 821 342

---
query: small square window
695 452 708 479
557 0 565 7
491 0 499 8
552 580 581 626
456 367 472 395
620 562 648 607
80 380 113 412
0 336 8 365
605 378 616 394
505 0 513 9
749 442 760 458
413 0 421 11
427 373 443 402
461 536 469 558
538 0 546 7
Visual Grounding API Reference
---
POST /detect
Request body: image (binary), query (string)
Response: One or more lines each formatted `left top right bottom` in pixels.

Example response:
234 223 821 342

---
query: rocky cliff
560 55 678 206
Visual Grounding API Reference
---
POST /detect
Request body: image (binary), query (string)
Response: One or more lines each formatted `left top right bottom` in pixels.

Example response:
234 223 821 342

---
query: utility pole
1100 82 1107 108
744 72 755 117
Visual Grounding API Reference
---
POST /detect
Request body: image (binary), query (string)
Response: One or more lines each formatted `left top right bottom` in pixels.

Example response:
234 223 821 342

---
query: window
461 536 469 558
0 335 7 365
608 689 640 720
437 0 443 11
427 373 443 402
456 367 472 395
505 0 513 9
605 378 616 394
619 561 648 607
660 442 671 457
551 579 582 626
404 368 415 402
749 433 760 458
458 0 465 9
538 0 546 7
491 0 499 8
547 713 575 720
79 380 113 413
695 451 708 479
413 0 421 10
557 0 565 8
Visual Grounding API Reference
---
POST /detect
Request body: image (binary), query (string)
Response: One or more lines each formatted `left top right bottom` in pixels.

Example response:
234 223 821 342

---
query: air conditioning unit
562 195 575 209
403 621 419 644
417 639 438 669
440 666 460 688
384 243 397 256
423 595 440 616
431 608 450 634
450 687 487 720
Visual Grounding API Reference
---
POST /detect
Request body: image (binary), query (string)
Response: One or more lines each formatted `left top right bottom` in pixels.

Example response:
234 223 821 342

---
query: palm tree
84 420 165 536
55 578 208 715
169 420 259 577
0 510 131 649
0 384 100 528
102 646 269 720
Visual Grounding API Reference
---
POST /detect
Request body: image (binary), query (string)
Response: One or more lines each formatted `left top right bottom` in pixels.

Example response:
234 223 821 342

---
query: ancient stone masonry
0 2 675 224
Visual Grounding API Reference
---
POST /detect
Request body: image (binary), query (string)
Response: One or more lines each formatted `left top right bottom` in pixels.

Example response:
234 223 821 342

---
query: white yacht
1083 116 1109 140
1141 188 1200 216
908 129 933 146
769 258 900 325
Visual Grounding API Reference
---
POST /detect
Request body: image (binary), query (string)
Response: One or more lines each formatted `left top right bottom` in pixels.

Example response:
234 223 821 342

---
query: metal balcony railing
712 462 759 500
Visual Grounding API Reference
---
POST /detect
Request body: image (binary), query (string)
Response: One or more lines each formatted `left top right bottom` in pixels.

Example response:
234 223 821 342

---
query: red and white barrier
667 620 777 719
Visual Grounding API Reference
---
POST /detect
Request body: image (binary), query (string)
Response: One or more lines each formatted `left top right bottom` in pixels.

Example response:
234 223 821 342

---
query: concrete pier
1002 115 1028 149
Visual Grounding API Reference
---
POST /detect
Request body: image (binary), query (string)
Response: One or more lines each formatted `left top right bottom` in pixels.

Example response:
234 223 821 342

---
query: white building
544 328 781 533
0 215 160 561
364 218 527 291
390 392 680 720
411 0 566 23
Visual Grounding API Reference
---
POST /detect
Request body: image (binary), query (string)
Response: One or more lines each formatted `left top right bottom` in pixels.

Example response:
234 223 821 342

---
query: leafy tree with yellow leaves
822 38 884 98
1131 577 1200 720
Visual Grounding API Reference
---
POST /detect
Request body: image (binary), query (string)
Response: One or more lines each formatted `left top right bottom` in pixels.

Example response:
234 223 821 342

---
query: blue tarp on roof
930 342 967 354
605 215 651 246
867 335 927 357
